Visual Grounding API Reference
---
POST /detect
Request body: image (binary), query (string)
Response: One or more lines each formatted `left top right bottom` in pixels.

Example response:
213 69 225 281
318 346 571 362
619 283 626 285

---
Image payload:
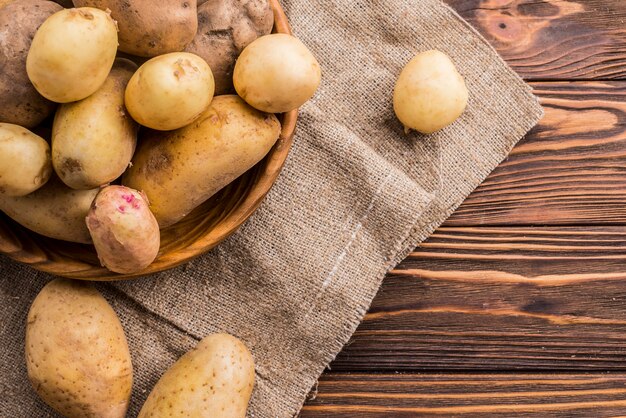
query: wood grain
302 373 626 416
446 0 626 80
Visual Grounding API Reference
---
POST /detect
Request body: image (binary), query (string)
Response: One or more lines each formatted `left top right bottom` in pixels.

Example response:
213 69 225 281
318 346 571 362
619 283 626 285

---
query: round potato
26 7 118 103
234 33 321 113
26 279 132 418
184 0 273 95
0 0 61 127
73 0 198 57
138 333 254 418
393 50 468 134
86 185 160 274
125 52 215 131
52 59 138 189
0 123 52 196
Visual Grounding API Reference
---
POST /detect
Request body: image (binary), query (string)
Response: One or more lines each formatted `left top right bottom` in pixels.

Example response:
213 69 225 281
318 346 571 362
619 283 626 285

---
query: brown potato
184 0 273 95
73 0 198 57
0 0 61 127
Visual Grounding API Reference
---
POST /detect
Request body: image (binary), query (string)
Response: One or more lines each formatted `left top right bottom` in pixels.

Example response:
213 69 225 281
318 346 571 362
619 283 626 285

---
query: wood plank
331 227 626 371
448 81 626 226
301 373 626 417
445 0 626 80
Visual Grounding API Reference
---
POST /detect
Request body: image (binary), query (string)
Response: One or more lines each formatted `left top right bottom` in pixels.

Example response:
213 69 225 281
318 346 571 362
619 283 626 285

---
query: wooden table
301 0 626 415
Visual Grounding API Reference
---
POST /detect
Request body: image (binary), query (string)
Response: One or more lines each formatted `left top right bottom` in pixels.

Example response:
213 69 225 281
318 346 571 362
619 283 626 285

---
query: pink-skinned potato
86 185 160 274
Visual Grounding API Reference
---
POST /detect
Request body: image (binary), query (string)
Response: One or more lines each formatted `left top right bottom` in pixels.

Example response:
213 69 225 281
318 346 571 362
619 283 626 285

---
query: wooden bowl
0 0 296 280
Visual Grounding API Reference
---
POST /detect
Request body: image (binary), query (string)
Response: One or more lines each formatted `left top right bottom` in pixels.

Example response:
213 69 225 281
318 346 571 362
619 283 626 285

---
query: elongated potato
53 59 138 189
0 176 97 243
138 333 254 418
26 7 118 103
123 95 281 227
26 279 133 418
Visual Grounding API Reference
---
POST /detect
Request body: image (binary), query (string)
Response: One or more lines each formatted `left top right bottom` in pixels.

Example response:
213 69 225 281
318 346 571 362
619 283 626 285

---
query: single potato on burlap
26 279 133 418
138 333 255 418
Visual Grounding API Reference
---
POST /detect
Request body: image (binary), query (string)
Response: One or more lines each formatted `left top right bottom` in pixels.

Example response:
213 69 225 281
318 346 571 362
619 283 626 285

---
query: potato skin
138 333 254 418
53 59 138 190
0 175 97 243
73 0 198 57
86 185 160 274
123 95 281 227
184 0 273 95
125 52 215 131
26 7 118 103
0 0 61 127
26 279 133 418
0 123 52 196
393 50 468 134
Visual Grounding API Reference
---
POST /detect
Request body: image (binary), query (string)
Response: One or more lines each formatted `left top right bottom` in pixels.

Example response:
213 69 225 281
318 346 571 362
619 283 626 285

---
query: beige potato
234 33 321 113
26 278 133 418
0 176 98 243
0 123 52 196
52 59 138 189
393 50 469 134
73 0 198 57
184 0 273 95
0 0 61 127
138 333 254 418
123 95 281 227
86 185 160 274
125 52 214 131
26 7 118 103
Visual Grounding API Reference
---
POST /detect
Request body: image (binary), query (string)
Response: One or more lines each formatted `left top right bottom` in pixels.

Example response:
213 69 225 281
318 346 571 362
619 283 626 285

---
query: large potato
26 279 133 418
0 0 61 127
138 333 254 418
0 176 97 243
73 0 198 57
26 7 118 103
52 59 138 189
125 52 214 131
234 33 321 113
184 0 273 95
0 123 51 196
123 95 281 227
393 50 469 134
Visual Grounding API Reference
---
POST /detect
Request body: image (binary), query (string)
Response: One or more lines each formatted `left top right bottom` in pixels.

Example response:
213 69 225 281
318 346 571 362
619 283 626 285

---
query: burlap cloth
0 0 543 416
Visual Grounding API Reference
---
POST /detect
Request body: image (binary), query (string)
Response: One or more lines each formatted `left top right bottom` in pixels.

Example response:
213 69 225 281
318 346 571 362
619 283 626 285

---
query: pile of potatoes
0 0 321 275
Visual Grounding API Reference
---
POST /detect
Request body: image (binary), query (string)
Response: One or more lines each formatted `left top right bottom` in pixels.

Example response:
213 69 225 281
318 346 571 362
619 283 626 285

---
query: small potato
0 176 98 243
86 185 160 274
26 278 133 418
393 50 469 134
52 59 138 190
138 333 254 418
26 7 118 103
125 52 215 131
123 95 281 227
234 33 321 113
0 123 52 196
0 0 61 127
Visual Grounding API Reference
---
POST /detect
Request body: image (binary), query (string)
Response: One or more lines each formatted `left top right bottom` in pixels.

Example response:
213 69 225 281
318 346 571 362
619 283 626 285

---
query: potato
125 52 214 131
0 0 61 128
73 0 198 57
123 95 280 227
138 333 254 418
52 59 138 190
393 50 469 134
233 33 321 113
26 279 133 418
0 123 52 196
52 0 73 6
86 185 160 274
0 176 97 243
26 7 118 103
184 0 273 95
